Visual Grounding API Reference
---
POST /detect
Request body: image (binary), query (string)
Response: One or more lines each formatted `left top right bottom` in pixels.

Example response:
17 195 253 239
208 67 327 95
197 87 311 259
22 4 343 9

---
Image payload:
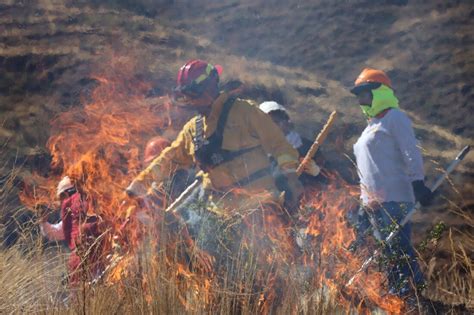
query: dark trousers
357 202 424 294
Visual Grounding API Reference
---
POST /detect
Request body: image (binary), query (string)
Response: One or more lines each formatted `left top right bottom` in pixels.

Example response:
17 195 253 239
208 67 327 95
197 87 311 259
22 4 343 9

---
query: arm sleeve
130 122 195 195
249 107 300 171
40 221 65 241
389 110 425 181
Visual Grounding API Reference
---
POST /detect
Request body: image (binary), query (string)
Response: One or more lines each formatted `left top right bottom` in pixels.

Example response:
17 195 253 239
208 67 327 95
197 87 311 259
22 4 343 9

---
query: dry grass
1 171 473 314
0 216 343 314
422 204 474 310
1 136 473 314
0 1 472 313
0 147 344 314
0 144 342 314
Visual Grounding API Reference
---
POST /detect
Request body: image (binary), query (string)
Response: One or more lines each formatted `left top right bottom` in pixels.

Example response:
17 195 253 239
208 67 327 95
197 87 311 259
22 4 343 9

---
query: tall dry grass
0 217 341 314
1 139 472 314
0 153 338 314
421 201 474 311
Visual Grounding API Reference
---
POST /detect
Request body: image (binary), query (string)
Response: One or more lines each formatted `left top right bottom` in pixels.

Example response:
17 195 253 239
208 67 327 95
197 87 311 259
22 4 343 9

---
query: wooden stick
296 110 338 176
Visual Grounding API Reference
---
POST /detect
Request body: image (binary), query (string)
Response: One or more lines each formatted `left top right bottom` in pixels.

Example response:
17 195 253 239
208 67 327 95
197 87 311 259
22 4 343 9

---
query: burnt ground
0 0 472 311
163 0 474 138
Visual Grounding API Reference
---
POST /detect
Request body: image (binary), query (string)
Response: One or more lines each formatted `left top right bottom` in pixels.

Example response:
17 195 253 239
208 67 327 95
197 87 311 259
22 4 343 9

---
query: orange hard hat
144 137 170 165
351 68 392 94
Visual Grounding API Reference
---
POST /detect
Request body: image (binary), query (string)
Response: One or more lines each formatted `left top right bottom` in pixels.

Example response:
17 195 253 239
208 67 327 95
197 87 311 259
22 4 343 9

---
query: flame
19 55 175 279
19 58 406 313
299 173 405 313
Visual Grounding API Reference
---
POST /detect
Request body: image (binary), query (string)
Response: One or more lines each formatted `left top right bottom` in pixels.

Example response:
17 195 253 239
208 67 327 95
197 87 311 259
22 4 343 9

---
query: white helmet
258 101 287 114
56 176 74 197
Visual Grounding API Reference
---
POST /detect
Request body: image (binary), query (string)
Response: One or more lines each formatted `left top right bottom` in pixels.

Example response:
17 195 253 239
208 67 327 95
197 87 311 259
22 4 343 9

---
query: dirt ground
0 0 472 311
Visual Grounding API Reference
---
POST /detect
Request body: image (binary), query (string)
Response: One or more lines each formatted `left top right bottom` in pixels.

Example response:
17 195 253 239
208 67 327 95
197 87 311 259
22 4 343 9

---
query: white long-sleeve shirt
353 109 425 205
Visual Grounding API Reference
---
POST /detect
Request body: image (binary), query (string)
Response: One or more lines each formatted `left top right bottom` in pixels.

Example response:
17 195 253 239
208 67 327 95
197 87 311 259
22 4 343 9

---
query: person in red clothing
40 176 103 285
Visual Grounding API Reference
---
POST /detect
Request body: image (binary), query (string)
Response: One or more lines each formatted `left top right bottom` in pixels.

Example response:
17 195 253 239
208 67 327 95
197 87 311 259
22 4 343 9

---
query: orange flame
19 57 405 313
299 173 404 313
19 56 174 277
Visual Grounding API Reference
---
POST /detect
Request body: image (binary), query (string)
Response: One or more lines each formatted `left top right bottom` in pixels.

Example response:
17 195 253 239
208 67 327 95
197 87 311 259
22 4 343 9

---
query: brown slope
0 1 472 309
162 0 474 139
0 0 471 208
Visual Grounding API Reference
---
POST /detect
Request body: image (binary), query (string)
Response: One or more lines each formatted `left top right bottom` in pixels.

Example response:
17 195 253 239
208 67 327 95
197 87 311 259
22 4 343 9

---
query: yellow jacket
128 92 300 196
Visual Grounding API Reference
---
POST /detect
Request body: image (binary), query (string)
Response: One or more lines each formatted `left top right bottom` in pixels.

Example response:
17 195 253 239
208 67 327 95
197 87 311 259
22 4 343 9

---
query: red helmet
143 137 170 164
175 59 222 98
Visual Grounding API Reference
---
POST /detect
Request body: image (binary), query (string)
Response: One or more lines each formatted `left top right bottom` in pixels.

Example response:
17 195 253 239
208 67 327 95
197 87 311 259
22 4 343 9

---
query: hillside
164 0 474 137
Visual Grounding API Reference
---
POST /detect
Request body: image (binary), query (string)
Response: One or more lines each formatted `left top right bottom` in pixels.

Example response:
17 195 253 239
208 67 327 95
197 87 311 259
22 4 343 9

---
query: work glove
301 159 320 176
125 180 147 198
412 180 433 207
283 171 304 214
39 221 48 237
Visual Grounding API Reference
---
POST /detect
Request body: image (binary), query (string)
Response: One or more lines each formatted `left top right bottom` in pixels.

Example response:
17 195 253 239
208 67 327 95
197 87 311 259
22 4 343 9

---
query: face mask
360 85 399 118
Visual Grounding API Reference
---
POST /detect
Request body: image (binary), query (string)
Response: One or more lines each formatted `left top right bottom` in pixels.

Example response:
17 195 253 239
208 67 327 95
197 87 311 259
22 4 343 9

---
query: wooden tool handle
296 111 337 176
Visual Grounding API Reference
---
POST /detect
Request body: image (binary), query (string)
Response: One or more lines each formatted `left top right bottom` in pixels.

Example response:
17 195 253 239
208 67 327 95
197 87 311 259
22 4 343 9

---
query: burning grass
2 182 473 314
0 1 471 313
1 60 472 314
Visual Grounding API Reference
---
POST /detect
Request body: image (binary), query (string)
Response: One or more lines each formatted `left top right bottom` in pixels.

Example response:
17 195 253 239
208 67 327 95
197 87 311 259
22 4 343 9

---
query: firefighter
350 68 432 296
126 59 303 214
40 176 103 285
258 101 322 186
126 61 303 311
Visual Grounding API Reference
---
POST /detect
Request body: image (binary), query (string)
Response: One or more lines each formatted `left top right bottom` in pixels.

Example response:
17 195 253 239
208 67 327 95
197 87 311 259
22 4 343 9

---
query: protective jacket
128 92 300 196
